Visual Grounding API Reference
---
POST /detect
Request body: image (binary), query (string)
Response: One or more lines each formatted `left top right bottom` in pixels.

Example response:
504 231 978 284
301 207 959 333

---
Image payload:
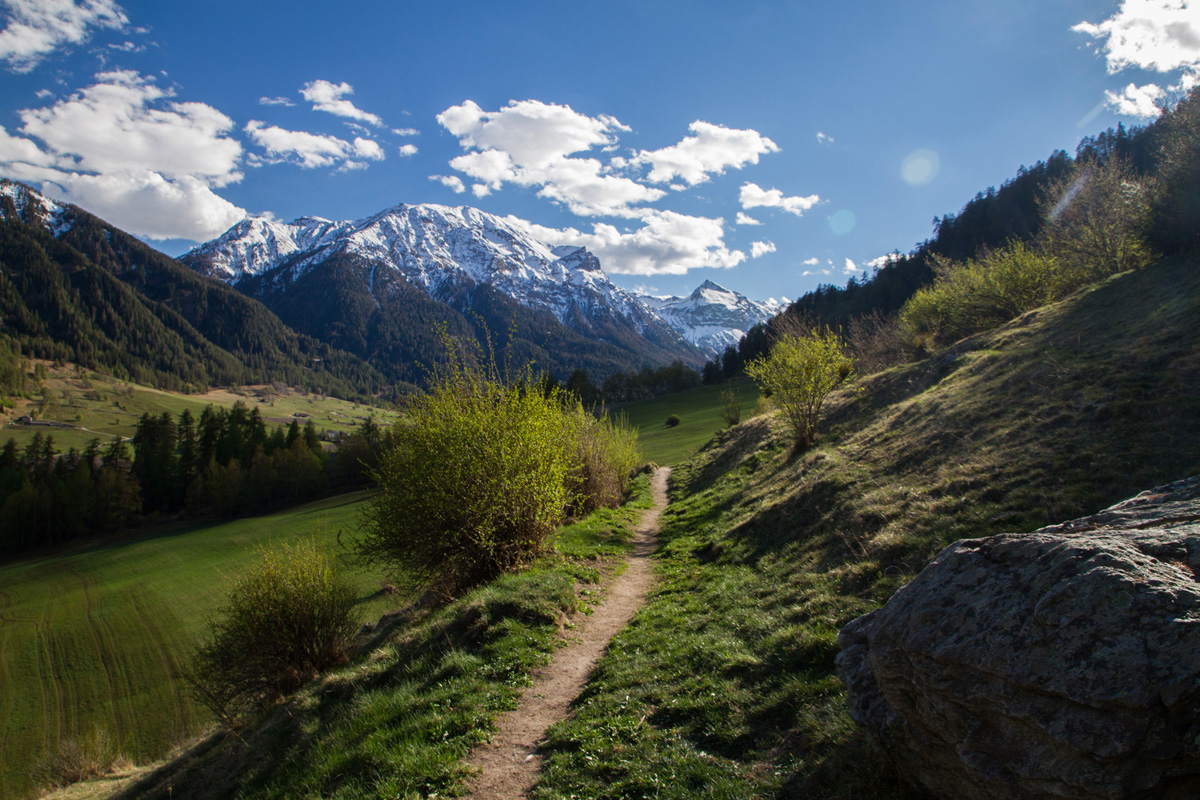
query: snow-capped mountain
640 280 785 356
183 203 675 345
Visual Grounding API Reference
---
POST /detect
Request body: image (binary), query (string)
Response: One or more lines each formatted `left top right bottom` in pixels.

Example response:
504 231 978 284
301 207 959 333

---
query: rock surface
837 476 1200 799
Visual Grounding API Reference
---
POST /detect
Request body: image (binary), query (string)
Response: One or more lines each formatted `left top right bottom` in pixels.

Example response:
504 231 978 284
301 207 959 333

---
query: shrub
358 346 578 599
562 406 641 517
719 386 742 427
187 540 358 723
899 241 1060 349
32 727 119 789
665 414 682 428
746 328 854 450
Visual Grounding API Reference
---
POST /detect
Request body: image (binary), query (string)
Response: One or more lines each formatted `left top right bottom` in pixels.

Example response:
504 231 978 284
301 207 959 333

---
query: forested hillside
0 183 385 399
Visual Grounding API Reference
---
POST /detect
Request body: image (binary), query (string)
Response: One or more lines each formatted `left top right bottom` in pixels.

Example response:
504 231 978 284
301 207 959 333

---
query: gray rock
837 476 1200 799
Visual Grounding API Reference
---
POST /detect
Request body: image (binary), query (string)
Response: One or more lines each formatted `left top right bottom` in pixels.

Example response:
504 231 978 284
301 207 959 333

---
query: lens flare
901 149 940 185
829 209 856 235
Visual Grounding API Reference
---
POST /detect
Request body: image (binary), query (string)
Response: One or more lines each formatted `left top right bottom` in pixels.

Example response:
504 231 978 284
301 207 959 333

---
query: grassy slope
0 493 398 800
56 478 654 800
0 363 398 453
613 379 760 466
531 255 1200 798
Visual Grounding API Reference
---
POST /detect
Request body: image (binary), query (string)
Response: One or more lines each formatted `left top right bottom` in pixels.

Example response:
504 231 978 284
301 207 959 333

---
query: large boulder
837 476 1200 799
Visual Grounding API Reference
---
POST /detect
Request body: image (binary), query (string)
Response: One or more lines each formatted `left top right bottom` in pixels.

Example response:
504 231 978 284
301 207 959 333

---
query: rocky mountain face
182 204 694 360
183 204 779 365
837 476 1200 800
638 279 783 357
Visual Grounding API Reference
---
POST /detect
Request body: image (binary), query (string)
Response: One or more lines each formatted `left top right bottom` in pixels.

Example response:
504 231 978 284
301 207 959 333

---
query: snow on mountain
183 203 677 344
0 179 71 235
640 280 784 357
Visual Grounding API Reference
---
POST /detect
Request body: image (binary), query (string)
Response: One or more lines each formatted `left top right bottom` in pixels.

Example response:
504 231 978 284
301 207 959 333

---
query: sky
1 1 1199 305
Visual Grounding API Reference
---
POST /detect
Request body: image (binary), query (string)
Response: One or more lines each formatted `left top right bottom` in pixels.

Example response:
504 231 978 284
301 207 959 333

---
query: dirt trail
463 466 671 800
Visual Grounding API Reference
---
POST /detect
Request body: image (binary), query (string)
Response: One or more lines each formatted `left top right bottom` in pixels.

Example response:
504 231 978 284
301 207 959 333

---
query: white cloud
299 79 383 127
393 127 419 136
259 96 294 107
802 257 819 266
750 240 776 258
19 70 242 185
430 174 465 193
397 143 418 157
1074 1 1200 115
511 209 745 276
631 120 779 185
816 131 834 144
866 253 900 270
471 183 491 198
437 98 661 216
0 0 127 72
245 121 385 171
1107 81 1168 117
0 70 247 240
736 211 763 225
843 257 858 274
739 181 820 216
47 171 244 240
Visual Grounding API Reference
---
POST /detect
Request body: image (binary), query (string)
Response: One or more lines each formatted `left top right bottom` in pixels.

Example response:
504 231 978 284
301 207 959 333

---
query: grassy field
612 378 760 466
0 493 400 800
0 362 398 453
47 478 654 800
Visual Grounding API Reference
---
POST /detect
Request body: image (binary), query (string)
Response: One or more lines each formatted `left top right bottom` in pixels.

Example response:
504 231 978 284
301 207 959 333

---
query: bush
665 414 682 428
719 387 742 427
187 540 358 723
359 347 577 599
562 406 641 517
899 241 1060 349
746 328 854 450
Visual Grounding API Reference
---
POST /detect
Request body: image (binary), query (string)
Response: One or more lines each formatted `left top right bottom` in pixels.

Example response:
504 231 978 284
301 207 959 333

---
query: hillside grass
613 378 760 466
50 476 654 800
0 493 397 800
531 254 1200 798
0 362 398 453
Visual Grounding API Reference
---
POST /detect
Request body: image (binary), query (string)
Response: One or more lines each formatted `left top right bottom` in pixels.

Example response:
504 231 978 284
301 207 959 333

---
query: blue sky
2 1 1199 303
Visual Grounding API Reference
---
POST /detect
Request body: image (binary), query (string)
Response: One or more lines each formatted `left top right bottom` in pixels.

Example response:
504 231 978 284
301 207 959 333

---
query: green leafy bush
187 540 357 723
665 414 682 428
746 328 854 449
563 405 641 516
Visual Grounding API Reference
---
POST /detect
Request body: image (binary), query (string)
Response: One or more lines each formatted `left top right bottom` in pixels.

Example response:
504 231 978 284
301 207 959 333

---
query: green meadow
612 378 760 466
0 493 396 800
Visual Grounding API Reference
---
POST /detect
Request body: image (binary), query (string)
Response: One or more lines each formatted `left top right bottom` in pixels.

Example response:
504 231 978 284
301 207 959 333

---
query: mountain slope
183 204 708 380
0 180 384 396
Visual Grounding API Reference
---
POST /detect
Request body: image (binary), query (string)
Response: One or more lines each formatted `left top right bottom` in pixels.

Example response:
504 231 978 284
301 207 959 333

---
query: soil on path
463 466 671 800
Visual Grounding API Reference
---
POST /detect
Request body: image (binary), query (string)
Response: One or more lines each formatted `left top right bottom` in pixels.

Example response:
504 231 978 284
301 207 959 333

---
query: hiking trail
463 466 671 799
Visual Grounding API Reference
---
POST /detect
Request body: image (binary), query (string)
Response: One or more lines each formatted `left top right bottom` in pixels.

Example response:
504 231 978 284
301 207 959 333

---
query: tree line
0 402 391 557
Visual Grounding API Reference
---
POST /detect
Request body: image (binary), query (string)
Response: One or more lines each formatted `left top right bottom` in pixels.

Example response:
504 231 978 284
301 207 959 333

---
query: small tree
719 386 742 427
187 540 357 724
746 328 854 450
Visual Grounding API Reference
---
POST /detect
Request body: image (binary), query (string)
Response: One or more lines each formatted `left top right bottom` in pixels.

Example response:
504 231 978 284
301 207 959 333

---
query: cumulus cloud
1074 1 1200 116
397 143 418 157
866 253 900 270
843 257 859 274
735 211 762 226
630 120 779 185
0 70 246 240
750 240 776 258
1107 81 1168 117
393 127 419 136
430 174 465 193
739 181 820 216
512 209 745 276
802 257 819 266
300 79 383 127
0 0 127 72
259 96 294 107
245 120 384 170
437 98 662 216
